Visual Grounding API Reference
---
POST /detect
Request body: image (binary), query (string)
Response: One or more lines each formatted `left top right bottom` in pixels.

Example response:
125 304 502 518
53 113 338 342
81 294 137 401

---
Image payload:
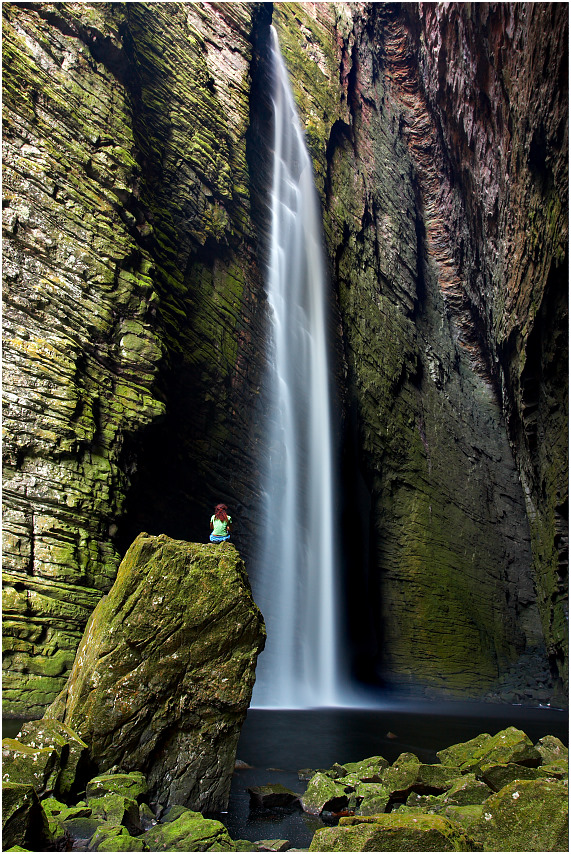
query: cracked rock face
45 533 265 813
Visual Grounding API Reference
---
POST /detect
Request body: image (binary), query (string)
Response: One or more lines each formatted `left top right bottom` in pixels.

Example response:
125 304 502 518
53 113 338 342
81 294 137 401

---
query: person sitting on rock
209 503 232 543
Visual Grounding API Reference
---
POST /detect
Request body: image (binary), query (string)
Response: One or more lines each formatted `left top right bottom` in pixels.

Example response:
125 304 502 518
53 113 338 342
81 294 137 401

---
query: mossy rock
87 793 142 835
17 717 91 799
301 772 349 815
413 763 462 793
534 735 568 765
2 738 59 797
86 772 148 804
441 774 493 806
140 808 236 850
45 534 265 813
381 752 421 798
233 840 255 852
540 759 568 779
478 761 553 792
355 782 391 815
2 782 52 851
470 777 569 851
88 823 146 851
437 733 492 768
42 795 92 820
309 813 480 851
440 804 485 831
437 728 541 773
340 755 389 782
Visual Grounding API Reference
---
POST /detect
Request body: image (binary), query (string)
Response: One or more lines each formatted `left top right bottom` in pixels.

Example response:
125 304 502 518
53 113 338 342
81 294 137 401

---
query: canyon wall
2 1 567 716
2 1 268 717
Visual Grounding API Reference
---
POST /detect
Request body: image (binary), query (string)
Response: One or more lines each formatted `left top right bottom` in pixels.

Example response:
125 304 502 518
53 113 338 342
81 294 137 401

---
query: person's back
209 503 232 543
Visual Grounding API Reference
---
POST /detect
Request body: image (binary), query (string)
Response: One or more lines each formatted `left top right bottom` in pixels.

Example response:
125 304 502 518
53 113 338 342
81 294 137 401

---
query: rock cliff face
2 1 568 714
2 1 268 717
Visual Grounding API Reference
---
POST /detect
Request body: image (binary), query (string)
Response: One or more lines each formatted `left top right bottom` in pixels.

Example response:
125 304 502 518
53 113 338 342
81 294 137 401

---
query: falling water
251 27 342 708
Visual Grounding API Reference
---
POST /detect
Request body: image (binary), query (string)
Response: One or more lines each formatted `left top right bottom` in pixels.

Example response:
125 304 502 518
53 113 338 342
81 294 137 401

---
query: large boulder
309 813 480 851
44 534 265 813
469 777 568 851
437 727 541 773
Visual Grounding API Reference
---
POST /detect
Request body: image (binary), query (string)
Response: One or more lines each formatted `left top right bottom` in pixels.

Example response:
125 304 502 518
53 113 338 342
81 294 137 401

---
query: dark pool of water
220 701 569 849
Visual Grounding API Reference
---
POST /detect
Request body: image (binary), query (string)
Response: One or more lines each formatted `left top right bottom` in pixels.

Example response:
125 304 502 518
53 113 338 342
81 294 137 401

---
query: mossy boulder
45 534 265 813
437 774 492 806
413 763 462 793
2 738 59 797
88 823 146 851
87 794 142 835
309 813 480 851
355 782 391 815
469 777 568 851
301 772 349 815
2 782 52 851
340 755 389 782
381 752 422 798
86 772 148 804
436 727 541 773
16 717 91 798
140 808 236 851
440 804 485 831
535 735 569 765
478 761 553 792
437 734 492 769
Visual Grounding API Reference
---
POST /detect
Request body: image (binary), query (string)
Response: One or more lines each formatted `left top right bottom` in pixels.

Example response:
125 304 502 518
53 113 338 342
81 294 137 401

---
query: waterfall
250 26 342 708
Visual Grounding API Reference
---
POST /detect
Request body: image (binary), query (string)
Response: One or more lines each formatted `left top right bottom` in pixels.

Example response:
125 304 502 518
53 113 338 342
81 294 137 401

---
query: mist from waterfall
250 26 346 709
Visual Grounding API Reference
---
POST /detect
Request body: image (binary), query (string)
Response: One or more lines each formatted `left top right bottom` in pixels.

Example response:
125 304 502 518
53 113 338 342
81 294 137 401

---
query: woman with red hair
209 503 232 543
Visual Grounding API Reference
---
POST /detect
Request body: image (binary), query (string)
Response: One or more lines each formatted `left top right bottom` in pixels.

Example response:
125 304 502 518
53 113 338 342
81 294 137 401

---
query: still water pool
221 702 568 848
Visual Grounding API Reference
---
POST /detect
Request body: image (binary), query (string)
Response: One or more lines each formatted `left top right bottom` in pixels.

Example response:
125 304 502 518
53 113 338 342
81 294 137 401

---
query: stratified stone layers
272 2 565 698
2 2 266 717
45 533 266 813
414 2 569 693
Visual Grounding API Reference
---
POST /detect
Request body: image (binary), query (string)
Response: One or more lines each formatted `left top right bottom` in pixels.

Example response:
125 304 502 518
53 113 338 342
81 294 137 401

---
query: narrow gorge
2 1 568 720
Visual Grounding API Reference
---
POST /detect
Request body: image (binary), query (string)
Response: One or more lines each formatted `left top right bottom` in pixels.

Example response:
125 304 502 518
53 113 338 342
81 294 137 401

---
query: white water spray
251 27 343 708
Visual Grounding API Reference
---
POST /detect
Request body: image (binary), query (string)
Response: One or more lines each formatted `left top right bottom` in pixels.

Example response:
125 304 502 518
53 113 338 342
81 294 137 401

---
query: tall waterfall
251 26 342 708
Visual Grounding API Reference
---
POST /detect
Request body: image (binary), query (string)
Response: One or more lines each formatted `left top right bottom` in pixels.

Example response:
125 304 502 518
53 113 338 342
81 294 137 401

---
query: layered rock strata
2 1 267 716
45 533 266 813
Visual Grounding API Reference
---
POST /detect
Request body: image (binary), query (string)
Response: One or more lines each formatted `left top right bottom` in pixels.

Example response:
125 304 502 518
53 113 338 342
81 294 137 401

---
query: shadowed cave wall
2 1 568 716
